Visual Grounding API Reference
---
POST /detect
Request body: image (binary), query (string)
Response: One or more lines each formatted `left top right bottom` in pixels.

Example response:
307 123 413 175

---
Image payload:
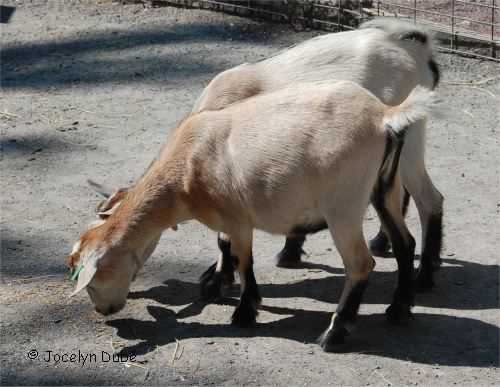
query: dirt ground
1 1 499 385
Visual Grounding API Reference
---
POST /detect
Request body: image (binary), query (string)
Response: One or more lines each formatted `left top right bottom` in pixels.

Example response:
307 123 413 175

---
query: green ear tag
70 263 84 281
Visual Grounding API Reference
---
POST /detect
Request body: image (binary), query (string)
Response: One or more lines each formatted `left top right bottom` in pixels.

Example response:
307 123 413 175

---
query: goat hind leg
372 172 416 324
369 189 410 257
229 228 261 326
400 125 444 292
318 215 375 352
199 233 237 302
276 234 306 268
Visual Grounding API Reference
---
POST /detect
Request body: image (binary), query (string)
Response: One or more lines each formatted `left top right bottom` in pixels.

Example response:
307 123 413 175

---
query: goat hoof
200 266 224 302
231 303 258 327
317 326 350 352
385 301 412 325
276 247 304 268
414 268 436 293
369 231 391 257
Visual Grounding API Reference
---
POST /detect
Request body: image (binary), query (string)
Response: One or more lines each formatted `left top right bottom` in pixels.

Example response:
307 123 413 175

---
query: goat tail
383 86 438 137
376 86 437 191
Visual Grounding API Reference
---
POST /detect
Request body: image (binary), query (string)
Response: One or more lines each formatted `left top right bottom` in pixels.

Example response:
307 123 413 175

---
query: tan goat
192 18 444 292
90 18 444 294
69 80 436 351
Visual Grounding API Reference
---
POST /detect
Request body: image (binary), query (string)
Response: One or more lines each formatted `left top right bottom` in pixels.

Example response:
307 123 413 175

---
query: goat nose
95 306 110 316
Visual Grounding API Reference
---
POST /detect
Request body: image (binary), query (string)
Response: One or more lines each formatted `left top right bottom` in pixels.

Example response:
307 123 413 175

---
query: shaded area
0 132 92 159
1 21 279 89
0 5 15 23
129 258 499 316
0 232 70 278
109 256 500 364
108 304 499 367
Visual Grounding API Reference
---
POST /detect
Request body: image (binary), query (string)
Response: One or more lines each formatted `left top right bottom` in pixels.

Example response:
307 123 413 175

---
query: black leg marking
369 188 409 257
217 235 239 286
371 132 415 324
371 186 416 324
414 212 443 292
317 280 369 352
199 235 237 302
384 230 415 325
231 267 261 327
276 235 306 268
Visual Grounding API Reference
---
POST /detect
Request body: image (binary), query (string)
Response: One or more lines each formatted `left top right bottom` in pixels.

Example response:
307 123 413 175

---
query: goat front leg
229 228 261 326
318 215 375 352
199 233 237 302
276 234 306 268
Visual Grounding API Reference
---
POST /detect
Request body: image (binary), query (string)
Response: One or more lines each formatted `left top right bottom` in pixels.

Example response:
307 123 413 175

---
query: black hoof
317 326 350 352
231 302 258 327
199 263 223 302
199 261 236 301
200 278 223 302
414 267 436 293
385 300 412 325
369 230 391 257
276 247 304 268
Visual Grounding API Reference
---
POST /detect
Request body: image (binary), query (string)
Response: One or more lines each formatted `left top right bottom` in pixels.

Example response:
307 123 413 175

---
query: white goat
191 18 444 293
69 80 436 351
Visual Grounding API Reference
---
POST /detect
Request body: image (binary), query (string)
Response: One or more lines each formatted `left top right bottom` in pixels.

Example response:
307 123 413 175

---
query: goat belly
250 206 326 236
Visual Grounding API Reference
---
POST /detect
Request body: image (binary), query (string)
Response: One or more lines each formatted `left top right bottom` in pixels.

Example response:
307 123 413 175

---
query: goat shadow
128 257 499 317
108 257 499 366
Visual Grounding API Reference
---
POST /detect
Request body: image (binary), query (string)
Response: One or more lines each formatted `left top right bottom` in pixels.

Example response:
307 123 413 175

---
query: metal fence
158 0 499 61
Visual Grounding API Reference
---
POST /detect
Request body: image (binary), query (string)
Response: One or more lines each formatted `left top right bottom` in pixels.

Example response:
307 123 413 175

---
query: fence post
492 0 496 58
451 0 457 50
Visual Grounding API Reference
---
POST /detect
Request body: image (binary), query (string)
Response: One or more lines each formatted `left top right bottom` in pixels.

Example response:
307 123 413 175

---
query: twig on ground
442 76 499 86
474 141 491 148
0 111 20 118
349 367 360 375
462 109 474 118
176 345 184 361
110 336 117 354
78 108 96 114
171 338 180 364
468 87 496 98
374 370 392 386
41 114 59 124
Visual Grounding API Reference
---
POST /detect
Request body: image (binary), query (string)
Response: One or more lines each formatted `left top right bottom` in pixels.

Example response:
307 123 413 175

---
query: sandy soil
1 1 499 385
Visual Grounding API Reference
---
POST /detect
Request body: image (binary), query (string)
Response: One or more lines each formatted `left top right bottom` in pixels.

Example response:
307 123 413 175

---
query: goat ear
97 201 122 219
87 179 117 198
70 250 103 296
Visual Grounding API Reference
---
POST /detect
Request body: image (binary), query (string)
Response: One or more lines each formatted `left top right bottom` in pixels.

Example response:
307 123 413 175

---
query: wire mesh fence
154 0 499 61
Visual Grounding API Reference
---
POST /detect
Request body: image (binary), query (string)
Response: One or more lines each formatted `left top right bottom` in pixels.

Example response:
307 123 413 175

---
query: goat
68 80 436 351
191 18 444 293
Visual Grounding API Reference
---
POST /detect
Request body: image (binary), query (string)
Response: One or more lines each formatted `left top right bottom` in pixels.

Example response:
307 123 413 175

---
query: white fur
191 17 443 262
